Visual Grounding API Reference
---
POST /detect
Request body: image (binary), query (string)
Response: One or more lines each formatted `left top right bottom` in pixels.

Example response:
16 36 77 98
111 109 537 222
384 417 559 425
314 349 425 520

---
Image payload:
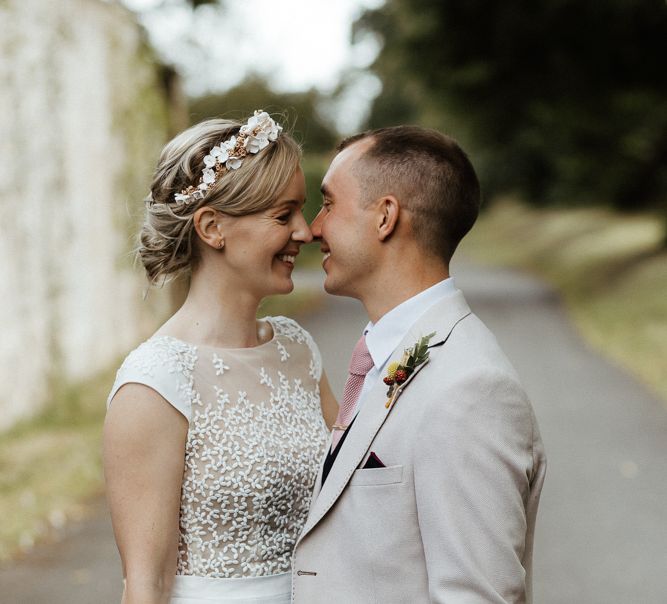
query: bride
103 111 336 603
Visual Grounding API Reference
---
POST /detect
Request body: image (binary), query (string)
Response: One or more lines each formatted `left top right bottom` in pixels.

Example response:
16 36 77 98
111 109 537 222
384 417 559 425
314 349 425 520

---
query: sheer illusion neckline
150 317 277 352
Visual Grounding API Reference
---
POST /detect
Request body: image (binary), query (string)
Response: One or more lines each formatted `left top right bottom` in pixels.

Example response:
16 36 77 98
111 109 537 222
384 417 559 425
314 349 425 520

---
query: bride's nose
292 214 313 243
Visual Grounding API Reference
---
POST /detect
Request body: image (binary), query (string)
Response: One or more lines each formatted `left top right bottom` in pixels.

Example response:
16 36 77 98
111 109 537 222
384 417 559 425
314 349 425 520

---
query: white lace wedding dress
107 316 329 603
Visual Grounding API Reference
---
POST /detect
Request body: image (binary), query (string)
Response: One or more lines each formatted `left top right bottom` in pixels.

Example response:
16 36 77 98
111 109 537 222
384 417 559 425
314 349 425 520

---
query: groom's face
311 140 378 298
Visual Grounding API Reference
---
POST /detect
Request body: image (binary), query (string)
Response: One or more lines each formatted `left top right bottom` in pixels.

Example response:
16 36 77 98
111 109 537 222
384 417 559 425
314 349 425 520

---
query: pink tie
332 335 374 449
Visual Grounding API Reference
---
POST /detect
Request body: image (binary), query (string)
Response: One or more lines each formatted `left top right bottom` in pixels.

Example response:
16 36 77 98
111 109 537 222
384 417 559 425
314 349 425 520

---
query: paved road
1 264 666 603
450 263 667 603
0 498 122 603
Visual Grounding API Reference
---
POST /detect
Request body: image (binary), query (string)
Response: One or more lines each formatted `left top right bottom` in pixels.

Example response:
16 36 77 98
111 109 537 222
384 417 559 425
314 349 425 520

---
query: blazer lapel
300 375 390 542
299 290 472 545
309 440 329 502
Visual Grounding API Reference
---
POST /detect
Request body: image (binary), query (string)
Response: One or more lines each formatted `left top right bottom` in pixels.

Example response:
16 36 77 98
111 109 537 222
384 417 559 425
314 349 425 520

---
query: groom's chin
322 274 342 296
322 276 355 299
322 280 338 295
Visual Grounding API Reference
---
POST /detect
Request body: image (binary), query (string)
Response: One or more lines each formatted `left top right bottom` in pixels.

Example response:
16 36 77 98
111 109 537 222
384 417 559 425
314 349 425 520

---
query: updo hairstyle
139 117 301 285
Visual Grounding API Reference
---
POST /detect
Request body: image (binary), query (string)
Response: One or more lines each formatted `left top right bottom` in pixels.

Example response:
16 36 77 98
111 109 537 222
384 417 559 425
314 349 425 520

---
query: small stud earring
218 240 224 249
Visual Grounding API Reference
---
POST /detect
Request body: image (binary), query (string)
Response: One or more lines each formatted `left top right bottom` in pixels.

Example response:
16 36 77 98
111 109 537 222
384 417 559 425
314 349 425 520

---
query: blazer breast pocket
349 464 403 486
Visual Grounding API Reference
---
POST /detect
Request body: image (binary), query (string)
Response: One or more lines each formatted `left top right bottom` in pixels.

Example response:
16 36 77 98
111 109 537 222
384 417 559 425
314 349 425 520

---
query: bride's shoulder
265 315 310 341
107 335 198 419
118 335 198 378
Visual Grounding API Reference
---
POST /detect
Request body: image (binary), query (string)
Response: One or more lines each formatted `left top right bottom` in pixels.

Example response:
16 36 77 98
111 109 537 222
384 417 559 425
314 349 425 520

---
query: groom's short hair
337 126 480 264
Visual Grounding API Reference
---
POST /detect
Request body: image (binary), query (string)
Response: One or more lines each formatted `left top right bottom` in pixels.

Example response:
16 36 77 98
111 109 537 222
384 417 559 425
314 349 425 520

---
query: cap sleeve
107 337 197 423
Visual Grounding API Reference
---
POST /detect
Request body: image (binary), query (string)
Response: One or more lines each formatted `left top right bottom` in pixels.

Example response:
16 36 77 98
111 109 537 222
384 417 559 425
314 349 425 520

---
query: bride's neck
158 270 264 349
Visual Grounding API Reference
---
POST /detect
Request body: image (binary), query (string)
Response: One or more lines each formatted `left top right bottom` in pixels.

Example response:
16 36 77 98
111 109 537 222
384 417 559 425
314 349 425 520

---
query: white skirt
169 572 292 604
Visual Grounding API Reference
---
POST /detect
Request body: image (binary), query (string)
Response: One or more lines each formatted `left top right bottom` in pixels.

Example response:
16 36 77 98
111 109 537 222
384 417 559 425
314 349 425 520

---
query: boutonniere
383 332 436 409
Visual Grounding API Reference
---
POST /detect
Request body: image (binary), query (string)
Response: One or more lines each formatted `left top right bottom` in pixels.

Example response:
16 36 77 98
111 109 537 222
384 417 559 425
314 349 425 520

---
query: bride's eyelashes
275 205 308 225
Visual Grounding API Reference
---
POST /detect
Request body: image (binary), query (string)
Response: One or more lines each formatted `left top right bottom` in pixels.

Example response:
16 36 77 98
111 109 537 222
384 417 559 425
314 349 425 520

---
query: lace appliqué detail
126 336 197 381
212 353 230 376
270 316 322 380
214 386 230 408
275 340 289 362
259 367 273 388
176 318 328 579
109 336 199 418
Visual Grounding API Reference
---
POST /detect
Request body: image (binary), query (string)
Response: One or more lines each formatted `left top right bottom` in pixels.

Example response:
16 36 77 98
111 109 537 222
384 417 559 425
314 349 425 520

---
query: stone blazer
291 290 546 604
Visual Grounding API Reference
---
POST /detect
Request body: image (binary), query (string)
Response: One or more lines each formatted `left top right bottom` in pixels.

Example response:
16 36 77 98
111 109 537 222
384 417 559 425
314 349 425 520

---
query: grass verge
0 367 114 563
0 289 323 563
459 199 667 404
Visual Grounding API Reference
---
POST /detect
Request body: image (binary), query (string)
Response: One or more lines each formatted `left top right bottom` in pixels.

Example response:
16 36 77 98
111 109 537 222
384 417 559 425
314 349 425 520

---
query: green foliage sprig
384 332 436 404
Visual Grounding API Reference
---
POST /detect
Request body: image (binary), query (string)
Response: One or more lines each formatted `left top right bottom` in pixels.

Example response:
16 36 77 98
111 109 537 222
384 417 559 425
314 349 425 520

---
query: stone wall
0 0 177 430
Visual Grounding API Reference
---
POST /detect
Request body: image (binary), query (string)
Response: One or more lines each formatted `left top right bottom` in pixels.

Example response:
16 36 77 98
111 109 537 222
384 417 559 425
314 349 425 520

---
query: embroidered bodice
108 316 329 578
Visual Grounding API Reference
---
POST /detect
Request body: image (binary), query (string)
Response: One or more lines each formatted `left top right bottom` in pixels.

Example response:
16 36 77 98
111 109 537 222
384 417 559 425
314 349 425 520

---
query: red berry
395 369 408 383
383 376 395 385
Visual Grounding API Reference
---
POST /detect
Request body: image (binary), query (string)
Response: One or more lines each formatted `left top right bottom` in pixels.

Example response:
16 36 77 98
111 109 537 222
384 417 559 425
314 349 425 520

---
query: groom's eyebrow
320 183 332 198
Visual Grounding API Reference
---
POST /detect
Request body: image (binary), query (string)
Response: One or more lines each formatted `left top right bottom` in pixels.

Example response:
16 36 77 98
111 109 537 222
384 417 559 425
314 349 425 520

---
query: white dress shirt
355 278 457 414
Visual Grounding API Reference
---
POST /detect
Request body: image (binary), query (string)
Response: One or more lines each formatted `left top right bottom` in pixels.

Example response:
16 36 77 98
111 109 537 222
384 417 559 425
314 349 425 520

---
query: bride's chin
271 278 294 295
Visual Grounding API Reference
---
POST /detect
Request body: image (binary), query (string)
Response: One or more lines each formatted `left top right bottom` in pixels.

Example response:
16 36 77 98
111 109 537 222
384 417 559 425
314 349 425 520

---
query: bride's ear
193 206 225 250
376 195 400 241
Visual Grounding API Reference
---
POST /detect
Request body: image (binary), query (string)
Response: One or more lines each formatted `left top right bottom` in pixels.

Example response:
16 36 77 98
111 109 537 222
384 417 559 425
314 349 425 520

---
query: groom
292 126 546 603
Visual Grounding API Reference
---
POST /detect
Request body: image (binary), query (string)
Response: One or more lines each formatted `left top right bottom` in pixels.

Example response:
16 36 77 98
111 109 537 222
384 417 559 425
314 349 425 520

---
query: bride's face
218 167 312 299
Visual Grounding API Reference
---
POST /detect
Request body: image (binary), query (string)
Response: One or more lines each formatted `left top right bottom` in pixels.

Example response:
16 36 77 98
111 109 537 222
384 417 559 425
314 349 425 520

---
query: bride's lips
276 251 298 267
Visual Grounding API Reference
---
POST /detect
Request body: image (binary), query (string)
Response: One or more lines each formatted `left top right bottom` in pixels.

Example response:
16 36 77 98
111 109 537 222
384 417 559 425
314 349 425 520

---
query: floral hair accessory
384 332 435 409
173 110 283 205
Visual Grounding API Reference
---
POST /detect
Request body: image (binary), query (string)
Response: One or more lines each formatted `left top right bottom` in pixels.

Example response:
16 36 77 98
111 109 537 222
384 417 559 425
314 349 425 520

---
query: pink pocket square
362 452 385 469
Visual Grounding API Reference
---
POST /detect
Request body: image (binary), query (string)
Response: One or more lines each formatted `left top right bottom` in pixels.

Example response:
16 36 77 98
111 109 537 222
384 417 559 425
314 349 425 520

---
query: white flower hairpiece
172 110 283 205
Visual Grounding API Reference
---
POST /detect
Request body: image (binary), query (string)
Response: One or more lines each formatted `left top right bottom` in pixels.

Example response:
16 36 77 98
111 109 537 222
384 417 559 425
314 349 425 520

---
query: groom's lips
320 247 331 268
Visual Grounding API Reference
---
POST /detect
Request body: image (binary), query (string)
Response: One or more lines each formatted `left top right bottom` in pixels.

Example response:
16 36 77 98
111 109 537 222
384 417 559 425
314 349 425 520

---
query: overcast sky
121 0 384 131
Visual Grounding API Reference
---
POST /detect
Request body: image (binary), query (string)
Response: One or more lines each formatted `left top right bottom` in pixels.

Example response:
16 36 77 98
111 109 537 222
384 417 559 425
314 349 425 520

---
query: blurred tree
184 0 219 7
189 76 339 222
355 0 667 214
189 76 338 154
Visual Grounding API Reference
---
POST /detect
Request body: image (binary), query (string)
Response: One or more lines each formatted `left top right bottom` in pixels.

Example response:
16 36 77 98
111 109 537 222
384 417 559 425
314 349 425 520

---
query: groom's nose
310 208 324 240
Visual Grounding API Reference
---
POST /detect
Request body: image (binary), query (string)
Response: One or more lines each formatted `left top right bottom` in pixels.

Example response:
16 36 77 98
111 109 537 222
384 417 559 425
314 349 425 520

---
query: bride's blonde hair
138 117 301 286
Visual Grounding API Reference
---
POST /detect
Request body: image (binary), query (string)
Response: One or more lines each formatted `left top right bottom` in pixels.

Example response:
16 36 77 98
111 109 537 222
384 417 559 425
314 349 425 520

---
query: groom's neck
361 260 449 324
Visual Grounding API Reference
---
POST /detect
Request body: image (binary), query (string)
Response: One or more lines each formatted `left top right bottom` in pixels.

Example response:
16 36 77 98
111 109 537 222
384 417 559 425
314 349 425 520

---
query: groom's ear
376 195 400 242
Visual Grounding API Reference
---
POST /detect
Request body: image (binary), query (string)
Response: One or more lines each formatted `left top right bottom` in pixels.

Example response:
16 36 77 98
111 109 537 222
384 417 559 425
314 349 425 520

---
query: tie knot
349 335 374 376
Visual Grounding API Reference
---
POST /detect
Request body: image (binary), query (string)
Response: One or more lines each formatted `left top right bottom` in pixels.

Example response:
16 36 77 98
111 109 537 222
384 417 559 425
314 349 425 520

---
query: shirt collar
364 278 457 371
